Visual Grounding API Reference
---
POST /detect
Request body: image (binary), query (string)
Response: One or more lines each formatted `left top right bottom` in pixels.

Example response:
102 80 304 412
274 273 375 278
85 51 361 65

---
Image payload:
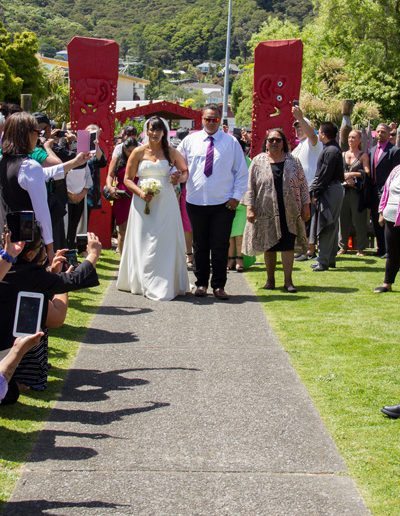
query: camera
55 130 67 138
76 233 88 253
64 249 79 269
6 211 36 242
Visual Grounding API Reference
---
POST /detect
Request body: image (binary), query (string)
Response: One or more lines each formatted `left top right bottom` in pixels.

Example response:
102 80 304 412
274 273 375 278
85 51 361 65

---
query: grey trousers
339 188 368 251
318 182 344 268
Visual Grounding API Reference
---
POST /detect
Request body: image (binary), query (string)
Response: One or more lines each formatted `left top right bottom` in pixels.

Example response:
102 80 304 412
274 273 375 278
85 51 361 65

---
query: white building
38 55 149 101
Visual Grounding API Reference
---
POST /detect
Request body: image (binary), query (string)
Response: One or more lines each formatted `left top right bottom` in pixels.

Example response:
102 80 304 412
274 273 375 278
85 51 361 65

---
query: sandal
227 256 236 270
186 252 194 269
235 256 244 272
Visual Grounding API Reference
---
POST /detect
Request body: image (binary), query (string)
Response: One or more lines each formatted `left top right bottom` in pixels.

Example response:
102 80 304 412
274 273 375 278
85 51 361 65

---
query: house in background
182 82 224 104
38 54 149 101
196 62 218 74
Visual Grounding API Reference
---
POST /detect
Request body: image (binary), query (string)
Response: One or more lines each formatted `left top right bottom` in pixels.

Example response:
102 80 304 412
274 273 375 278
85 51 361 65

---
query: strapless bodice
138 159 171 178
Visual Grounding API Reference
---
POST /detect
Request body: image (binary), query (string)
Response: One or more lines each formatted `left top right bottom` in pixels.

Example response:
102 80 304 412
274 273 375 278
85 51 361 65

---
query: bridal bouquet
140 178 162 214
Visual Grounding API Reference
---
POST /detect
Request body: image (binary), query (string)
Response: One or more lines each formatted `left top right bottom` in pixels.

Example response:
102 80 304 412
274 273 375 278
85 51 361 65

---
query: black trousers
371 185 386 255
186 202 235 289
384 221 400 284
67 199 84 249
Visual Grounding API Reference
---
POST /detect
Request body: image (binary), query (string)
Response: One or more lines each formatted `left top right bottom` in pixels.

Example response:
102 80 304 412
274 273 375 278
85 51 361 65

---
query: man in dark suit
369 123 400 256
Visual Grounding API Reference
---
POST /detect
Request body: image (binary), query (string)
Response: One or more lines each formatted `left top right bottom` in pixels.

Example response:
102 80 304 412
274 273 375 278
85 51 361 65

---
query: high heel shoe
235 257 244 272
227 256 236 270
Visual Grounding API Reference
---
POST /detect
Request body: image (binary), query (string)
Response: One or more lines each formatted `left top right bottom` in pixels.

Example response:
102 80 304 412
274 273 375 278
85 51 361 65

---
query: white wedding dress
116 159 189 301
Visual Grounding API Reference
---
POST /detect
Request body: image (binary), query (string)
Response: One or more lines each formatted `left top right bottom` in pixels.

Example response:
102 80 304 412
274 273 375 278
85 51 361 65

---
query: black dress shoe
374 285 391 293
312 264 328 272
213 288 229 300
381 404 400 418
194 286 207 297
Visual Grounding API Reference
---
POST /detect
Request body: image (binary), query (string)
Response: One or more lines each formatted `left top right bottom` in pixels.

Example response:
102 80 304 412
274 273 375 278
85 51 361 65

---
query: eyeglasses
267 137 283 143
203 117 221 123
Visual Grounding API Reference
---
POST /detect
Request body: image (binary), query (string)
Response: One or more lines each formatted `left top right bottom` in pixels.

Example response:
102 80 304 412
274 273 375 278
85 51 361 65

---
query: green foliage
37 66 70 124
0 22 44 106
232 2 398 124
231 64 253 126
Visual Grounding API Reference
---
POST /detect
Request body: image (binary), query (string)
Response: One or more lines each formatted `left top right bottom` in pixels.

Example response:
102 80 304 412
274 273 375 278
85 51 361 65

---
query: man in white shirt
291 106 323 261
178 104 248 299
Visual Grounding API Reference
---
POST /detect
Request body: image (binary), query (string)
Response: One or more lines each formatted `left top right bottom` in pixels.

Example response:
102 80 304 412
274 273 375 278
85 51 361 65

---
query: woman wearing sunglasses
0 112 89 263
242 128 310 293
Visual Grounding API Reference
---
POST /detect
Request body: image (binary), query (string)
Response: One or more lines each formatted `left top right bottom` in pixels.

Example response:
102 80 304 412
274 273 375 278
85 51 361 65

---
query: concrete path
5 271 368 515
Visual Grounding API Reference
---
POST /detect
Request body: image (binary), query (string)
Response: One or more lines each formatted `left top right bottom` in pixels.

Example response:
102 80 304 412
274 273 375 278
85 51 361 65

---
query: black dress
267 161 296 252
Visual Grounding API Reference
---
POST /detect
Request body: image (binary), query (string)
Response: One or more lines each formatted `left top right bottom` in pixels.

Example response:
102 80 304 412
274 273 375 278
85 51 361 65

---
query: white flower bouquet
139 178 162 214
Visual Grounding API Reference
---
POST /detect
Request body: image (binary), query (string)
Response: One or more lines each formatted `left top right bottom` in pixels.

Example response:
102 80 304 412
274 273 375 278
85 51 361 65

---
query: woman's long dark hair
2 112 38 155
146 116 172 165
262 128 289 154
118 137 138 169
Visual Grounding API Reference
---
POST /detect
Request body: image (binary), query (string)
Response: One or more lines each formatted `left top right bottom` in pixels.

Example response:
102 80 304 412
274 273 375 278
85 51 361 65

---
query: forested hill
2 0 313 66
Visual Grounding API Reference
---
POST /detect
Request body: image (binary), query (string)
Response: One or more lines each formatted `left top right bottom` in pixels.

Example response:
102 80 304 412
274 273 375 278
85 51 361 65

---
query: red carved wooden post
68 36 119 247
250 40 303 158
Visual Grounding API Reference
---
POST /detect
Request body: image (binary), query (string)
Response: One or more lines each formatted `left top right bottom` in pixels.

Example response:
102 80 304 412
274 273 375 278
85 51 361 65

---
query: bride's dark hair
146 116 172 165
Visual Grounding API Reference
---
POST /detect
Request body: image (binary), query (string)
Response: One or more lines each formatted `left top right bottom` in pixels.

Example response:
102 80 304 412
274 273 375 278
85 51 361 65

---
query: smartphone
77 130 90 153
76 233 88 253
89 131 97 152
65 249 79 268
115 189 131 198
6 211 35 242
56 130 67 137
292 99 299 106
13 291 44 337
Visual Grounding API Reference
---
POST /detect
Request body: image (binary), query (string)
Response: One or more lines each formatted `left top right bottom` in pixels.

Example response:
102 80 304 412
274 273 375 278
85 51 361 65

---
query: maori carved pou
250 40 303 158
68 36 119 246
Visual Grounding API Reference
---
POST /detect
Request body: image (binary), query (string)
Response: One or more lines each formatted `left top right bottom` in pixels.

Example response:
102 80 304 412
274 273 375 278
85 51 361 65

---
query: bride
116 116 190 300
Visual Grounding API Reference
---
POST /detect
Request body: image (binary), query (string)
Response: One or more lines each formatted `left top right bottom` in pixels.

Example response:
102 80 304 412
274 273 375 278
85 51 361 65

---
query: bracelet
0 249 17 264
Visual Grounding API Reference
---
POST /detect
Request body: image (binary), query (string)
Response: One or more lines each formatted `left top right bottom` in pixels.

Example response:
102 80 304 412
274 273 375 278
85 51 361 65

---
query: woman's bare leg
281 250 295 287
117 221 127 254
263 251 277 288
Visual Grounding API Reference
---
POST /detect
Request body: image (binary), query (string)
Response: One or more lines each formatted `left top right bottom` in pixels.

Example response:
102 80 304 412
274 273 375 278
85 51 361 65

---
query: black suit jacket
369 142 400 190
0 260 99 351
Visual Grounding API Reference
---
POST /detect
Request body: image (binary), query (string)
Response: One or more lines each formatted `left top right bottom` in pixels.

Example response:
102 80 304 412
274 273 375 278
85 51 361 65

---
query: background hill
1 0 313 67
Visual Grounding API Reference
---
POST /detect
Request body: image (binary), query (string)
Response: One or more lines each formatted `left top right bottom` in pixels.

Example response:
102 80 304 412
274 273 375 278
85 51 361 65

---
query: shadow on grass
3 499 130 514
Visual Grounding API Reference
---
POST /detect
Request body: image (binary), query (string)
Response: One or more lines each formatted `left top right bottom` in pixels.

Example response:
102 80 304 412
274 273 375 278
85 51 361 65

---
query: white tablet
13 291 44 338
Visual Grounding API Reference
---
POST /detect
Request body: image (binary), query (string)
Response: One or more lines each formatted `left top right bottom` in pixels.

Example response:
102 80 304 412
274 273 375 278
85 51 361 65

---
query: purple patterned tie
204 136 214 177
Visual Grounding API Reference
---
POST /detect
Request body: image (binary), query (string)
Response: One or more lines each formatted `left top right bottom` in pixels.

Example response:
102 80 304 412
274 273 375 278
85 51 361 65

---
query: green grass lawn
246 251 399 516
0 250 119 510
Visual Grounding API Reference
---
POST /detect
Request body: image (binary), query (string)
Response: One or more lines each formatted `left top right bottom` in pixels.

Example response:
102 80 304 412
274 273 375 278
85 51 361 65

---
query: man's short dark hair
202 104 221 116
319 122 338 140
32 112 51 126
123 125 137 137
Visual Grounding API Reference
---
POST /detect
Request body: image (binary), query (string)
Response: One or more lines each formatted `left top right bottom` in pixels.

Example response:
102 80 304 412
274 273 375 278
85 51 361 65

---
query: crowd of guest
0 102 103 405
1 98 400 409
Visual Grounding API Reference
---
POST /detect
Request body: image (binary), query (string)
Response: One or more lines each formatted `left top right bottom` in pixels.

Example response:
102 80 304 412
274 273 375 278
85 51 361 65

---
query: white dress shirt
18 159 65 245
66 164 93 194
178 129 248 206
